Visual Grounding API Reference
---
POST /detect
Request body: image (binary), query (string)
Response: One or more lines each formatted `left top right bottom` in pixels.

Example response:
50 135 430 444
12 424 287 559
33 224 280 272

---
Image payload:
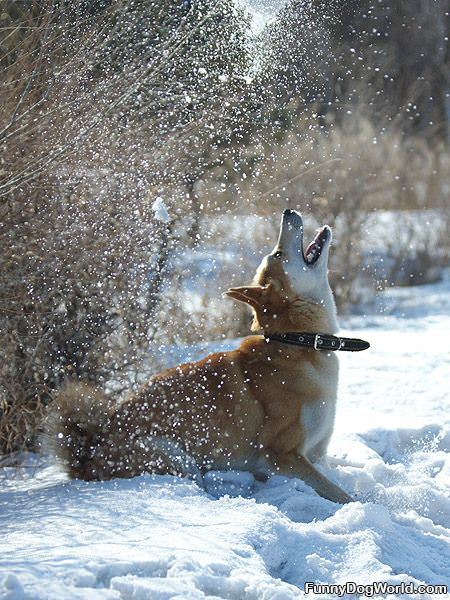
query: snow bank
1 274 450 599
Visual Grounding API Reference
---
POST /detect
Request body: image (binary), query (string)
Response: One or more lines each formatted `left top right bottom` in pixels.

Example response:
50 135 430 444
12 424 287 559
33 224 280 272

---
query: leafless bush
0 0 250 454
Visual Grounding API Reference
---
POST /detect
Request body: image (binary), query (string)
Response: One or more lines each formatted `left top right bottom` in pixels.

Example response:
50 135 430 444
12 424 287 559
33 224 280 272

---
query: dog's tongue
305 239 317 258
305 227 327 262
305 231 321 259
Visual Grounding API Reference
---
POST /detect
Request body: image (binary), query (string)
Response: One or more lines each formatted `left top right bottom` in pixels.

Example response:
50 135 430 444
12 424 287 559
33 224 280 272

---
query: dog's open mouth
303 226 329 265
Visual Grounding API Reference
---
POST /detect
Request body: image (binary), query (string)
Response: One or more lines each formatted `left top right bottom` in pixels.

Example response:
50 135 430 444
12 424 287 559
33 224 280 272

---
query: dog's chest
297 355 338 456
300 399 335 454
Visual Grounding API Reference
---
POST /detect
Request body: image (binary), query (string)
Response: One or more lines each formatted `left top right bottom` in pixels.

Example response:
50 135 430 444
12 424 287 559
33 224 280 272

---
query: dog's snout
282 209 303 230
277 209 304 258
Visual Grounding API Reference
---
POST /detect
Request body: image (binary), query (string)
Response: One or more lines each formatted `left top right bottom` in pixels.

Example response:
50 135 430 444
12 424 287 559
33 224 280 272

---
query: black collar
264 332 370 352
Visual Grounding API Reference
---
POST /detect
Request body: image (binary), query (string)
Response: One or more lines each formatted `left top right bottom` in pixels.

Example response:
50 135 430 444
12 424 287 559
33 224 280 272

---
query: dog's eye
273 251 283 259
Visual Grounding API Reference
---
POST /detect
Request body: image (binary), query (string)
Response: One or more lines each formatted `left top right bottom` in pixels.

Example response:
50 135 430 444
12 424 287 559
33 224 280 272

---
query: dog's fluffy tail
43 382 205 486
42 382 113 480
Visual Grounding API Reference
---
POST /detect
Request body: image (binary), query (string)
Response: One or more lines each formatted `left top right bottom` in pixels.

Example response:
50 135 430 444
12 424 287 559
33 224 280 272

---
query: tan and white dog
45 209 353 504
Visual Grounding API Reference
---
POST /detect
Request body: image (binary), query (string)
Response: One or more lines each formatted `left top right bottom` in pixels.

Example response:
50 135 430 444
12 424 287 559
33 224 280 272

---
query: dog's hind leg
268 452 353 504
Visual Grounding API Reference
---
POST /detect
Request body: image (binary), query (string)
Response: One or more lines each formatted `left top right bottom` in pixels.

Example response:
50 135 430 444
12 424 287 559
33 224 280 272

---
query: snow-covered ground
1 273 450 599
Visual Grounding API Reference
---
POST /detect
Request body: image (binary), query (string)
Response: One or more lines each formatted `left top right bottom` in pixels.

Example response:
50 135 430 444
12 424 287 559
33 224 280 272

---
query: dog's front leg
267 452 354 504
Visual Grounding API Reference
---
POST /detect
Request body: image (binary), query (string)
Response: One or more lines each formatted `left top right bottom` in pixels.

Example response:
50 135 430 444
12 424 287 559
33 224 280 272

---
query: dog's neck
255 292 338 335
288 293 338 334
307 285 339 333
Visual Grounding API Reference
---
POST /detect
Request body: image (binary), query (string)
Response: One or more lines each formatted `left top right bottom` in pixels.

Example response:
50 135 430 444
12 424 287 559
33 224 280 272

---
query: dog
44 209 354 504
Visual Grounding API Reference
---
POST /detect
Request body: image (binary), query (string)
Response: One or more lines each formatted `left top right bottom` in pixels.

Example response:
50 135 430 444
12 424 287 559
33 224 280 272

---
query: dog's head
225 209 338 333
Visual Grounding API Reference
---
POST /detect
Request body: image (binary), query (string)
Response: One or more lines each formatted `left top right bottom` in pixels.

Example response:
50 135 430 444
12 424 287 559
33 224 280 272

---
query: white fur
301 384 337 462
289 346 339 463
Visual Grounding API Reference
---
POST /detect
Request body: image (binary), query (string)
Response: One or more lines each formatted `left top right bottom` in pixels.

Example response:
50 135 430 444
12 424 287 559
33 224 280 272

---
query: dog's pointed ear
223 285 269 309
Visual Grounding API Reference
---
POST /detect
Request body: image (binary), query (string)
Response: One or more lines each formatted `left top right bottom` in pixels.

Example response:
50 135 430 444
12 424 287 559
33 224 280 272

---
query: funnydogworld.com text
304 581 448 597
